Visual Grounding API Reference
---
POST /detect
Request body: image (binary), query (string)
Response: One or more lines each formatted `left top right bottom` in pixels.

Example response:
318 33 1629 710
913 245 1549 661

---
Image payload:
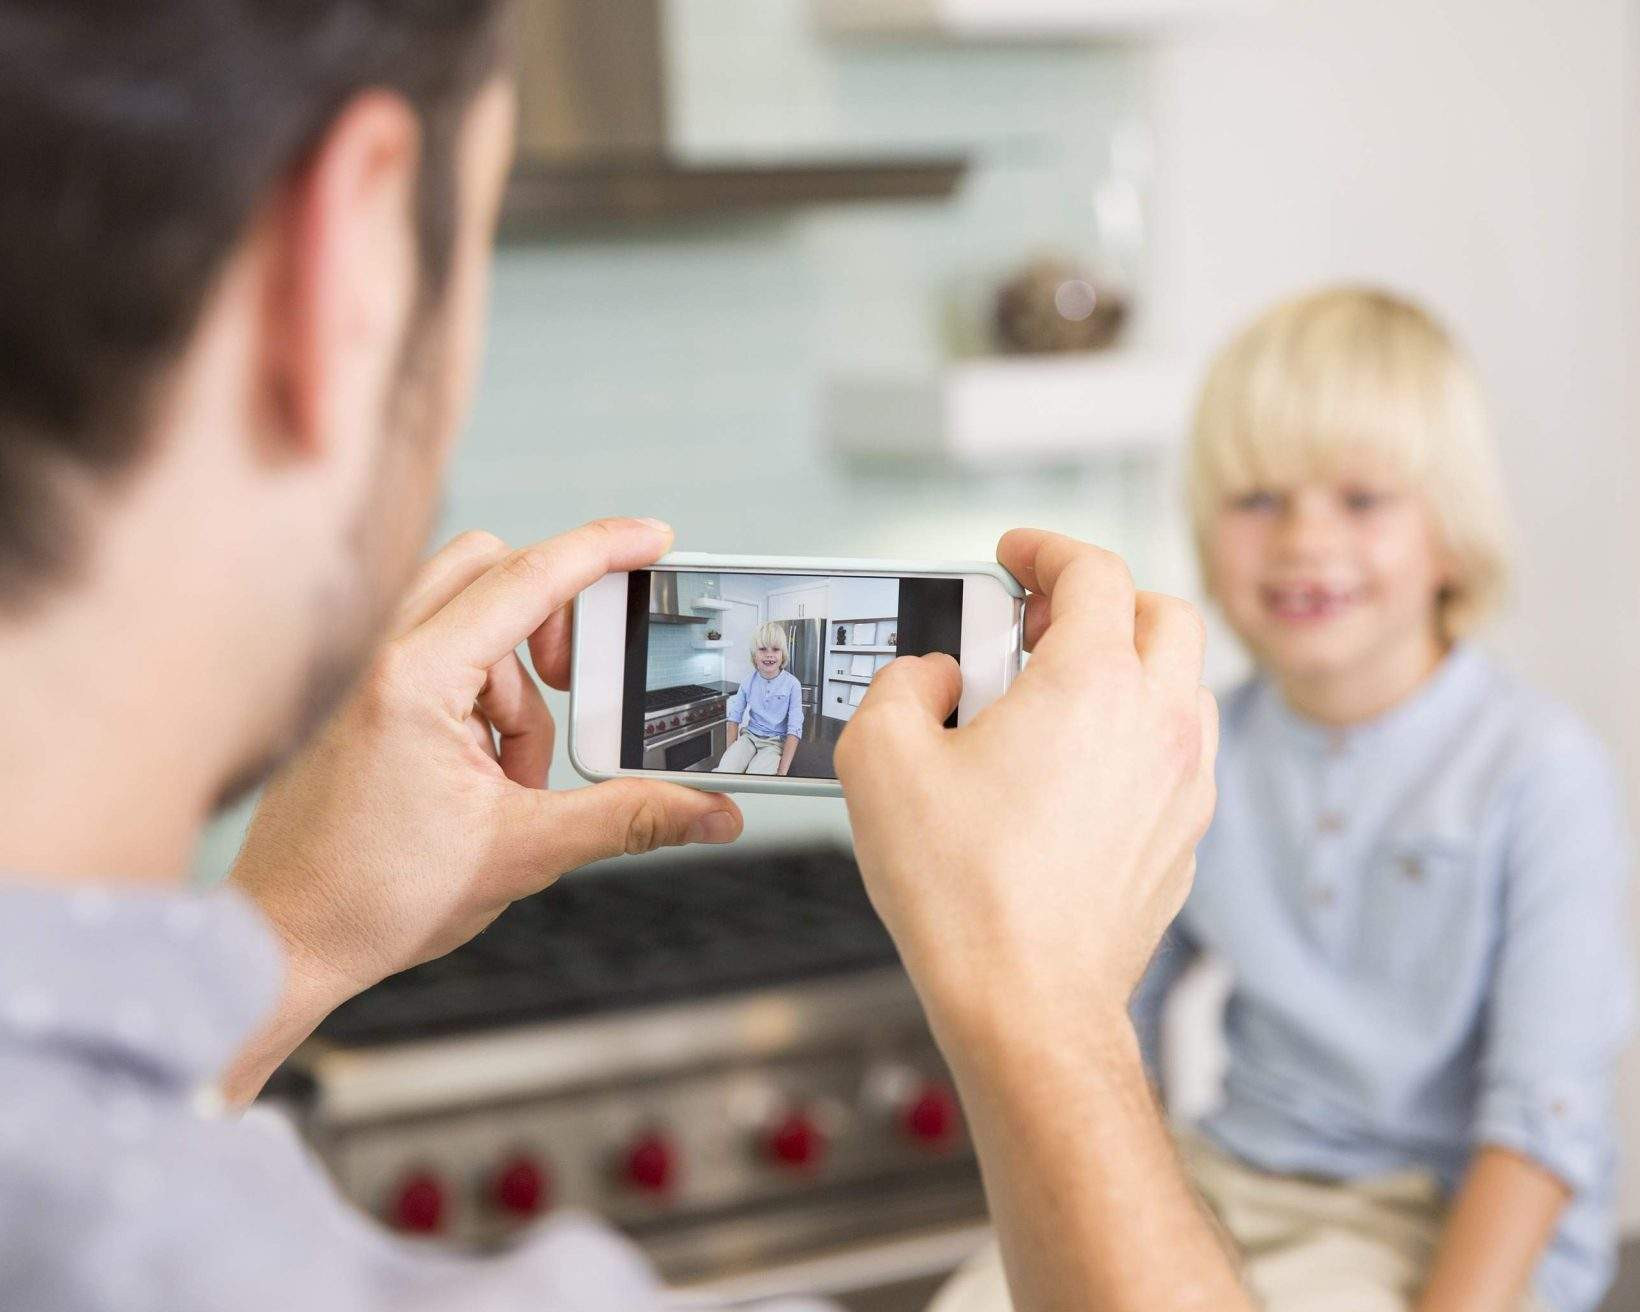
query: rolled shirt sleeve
783 674 805 740
727 680 749 727
1471 728 1636 1195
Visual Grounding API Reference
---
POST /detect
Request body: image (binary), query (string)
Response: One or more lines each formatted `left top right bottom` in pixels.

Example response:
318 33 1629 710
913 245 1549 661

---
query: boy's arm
777 735 798 775
1448 727 1634 1312
1415 1147 1569 1312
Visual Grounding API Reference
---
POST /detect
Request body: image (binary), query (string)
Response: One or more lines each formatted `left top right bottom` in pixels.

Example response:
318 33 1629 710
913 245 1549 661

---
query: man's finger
857 654 963 730
479 652 555 789
1133 592 1207 691
411 517 673 676
522 779 744 875
997 529 1136 648
526 602 576 691
392 530 510 638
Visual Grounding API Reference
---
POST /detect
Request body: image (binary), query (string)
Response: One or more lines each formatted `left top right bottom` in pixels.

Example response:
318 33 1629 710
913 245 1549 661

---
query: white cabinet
768 585 829 621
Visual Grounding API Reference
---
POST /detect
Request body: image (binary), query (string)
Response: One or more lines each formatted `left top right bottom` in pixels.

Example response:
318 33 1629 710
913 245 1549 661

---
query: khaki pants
713 729 783 775
928 1132 1553 1312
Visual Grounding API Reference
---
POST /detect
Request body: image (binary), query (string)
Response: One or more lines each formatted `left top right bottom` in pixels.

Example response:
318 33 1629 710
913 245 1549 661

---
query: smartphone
570 553 1025 797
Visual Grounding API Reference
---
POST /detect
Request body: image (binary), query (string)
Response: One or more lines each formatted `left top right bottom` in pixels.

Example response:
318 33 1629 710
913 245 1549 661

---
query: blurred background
212 1 1640 1305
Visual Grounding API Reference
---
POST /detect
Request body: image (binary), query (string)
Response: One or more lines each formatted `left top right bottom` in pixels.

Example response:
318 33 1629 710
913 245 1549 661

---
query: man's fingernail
637 517 672 534
686 811 739 845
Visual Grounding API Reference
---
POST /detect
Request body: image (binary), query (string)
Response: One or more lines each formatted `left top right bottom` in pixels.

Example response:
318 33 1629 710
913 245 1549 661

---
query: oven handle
645 717 724 752
665 1223 990 1307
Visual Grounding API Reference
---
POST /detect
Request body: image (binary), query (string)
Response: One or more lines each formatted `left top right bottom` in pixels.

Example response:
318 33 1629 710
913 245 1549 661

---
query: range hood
503 0 967 233
648 573 708 624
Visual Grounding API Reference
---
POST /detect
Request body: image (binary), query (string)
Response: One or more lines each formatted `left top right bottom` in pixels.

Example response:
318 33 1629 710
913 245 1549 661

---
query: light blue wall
193 11 1165 878
647 625 726 690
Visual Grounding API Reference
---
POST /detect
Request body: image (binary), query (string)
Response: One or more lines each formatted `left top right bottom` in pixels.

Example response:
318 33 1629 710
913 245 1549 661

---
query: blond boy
714 621 804 776
935 288 1632 1312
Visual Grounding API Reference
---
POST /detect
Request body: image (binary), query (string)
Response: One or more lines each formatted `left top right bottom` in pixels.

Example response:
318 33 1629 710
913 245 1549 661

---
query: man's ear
260 91 423 460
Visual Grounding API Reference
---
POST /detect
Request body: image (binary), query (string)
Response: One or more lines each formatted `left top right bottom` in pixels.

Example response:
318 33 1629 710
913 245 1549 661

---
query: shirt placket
1306 731 1353 956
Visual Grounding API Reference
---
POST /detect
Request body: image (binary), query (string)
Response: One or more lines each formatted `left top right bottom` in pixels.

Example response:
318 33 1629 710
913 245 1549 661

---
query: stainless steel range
643 683 731 773
273 846 989 1310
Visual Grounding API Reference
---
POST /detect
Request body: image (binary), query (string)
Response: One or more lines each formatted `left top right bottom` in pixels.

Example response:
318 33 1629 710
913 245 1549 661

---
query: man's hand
837 530 1243 1312
837 529 1217 1044
222 519 744 1102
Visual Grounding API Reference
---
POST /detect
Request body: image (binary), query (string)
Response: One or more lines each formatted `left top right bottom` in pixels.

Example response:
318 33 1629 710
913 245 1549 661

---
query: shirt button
1310 885 1336 909
1318 812 1346 834
1398 854 1426 882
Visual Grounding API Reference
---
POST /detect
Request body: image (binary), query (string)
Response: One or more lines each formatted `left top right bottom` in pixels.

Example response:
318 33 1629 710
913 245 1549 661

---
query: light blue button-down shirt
728 669 804 741
1135 645 1634 1312
0 883 834 1312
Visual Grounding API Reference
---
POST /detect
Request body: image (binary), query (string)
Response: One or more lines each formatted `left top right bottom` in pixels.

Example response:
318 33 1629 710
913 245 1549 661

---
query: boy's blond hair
749 621 790 670
1186 286 1512 640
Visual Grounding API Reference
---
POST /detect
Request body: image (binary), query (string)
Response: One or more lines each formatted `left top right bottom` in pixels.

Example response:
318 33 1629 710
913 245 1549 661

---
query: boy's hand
222 520 743 1100
836 530 1218 1049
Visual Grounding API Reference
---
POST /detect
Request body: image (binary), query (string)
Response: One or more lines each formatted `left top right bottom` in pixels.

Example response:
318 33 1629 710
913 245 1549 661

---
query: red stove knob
622 1132 677 1194
391 1171 446 1233
669 717 681 729
903 1084 960 1148
764 1111 826 1170
491 1155 551 1218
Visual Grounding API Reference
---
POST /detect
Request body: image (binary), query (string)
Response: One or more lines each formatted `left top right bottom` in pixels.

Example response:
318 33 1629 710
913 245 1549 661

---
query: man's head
0 1 518 807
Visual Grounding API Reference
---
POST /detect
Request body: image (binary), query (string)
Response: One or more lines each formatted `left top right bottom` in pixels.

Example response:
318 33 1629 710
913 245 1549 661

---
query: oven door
643 721 718 773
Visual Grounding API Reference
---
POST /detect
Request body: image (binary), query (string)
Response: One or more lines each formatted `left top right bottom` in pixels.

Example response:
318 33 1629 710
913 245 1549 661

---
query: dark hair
0 1 512 609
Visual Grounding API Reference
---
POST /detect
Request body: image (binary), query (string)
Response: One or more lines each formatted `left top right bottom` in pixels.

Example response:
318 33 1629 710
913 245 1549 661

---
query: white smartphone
569 553 1025 797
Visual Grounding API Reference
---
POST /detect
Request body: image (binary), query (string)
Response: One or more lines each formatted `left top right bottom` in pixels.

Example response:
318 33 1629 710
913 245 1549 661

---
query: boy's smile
755 645 784 677
1259 581 1368 624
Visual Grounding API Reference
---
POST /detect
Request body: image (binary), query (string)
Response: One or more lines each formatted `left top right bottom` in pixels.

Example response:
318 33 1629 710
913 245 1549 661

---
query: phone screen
621 570 963 779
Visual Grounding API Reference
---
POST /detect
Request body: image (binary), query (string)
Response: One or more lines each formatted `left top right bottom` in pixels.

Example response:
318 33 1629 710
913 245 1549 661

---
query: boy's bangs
1200 333 1438 501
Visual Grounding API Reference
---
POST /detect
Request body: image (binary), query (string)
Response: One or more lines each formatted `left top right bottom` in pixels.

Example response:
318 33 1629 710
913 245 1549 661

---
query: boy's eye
1229 489 1281 514
1340 487 1391 513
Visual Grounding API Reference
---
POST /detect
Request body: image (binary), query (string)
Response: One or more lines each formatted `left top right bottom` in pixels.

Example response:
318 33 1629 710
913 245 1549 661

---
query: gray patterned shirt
0 882 832 1312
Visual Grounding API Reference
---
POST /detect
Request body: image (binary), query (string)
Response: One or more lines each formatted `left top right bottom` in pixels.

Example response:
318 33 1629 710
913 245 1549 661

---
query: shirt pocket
1355 835 1481 993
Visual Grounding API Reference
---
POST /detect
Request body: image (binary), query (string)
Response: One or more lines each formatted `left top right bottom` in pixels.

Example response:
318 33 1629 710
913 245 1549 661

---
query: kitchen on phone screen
570 554 1024 796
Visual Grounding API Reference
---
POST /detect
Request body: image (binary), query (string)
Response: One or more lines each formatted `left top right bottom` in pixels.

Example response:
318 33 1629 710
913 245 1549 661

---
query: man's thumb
523 779 745 875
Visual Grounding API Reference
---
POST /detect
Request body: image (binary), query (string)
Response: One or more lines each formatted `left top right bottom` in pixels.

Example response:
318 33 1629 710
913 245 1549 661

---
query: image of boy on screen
714 622 804 776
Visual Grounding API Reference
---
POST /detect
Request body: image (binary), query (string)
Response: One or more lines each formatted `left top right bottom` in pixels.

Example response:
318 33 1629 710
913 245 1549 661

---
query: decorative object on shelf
837 624 848 647
993 256 1127 355
706 630 722 641
885 629 897 647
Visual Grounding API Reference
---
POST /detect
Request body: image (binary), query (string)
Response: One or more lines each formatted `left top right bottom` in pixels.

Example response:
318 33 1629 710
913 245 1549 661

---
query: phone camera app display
620 571 963 779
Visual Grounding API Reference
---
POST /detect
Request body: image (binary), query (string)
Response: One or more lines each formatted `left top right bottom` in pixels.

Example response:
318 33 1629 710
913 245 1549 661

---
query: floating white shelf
829 674 876 685
692 638 731 649
826 352 1193 468
690 598 734 612
828 644 897 653
816 0 1249 40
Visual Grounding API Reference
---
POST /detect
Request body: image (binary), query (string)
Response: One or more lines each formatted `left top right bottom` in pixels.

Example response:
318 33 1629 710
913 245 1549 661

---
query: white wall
1144 0 1640 1223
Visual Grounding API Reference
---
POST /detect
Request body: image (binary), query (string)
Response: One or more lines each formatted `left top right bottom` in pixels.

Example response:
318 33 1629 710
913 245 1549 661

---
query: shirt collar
1254 642 1488 756
0 881 284 1088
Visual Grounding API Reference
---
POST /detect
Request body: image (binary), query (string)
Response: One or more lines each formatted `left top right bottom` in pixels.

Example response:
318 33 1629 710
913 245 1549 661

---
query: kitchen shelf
690 599 735 612
829 644 897 653
500 156 968 234
816 0 1250 40
829 674 876 685
826 352 1193 469
692 638 731 649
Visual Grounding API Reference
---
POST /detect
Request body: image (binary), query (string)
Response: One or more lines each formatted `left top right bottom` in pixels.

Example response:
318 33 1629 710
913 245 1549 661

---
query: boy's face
754 643 785 677
1207 452 1452 690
